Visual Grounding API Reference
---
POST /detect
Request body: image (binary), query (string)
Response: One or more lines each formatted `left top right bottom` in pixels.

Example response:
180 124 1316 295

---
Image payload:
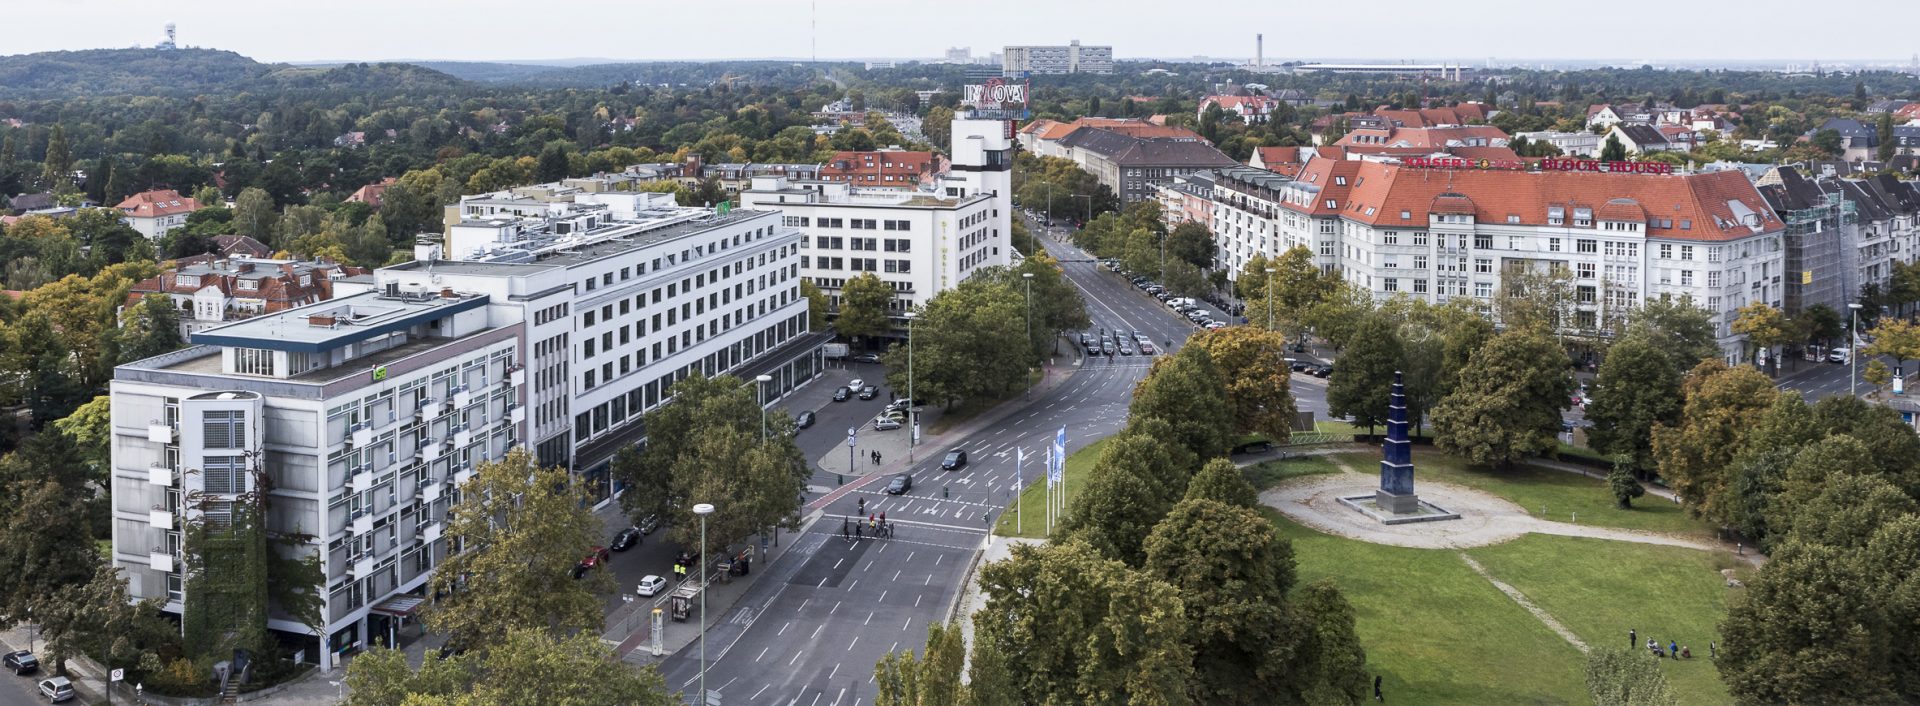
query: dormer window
178 275 200 287
1547 206 1566 226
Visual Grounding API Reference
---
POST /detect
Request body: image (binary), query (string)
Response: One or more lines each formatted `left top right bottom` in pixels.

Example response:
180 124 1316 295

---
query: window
1474 234 1492 249
1708 271 1722 288
1659 244 1674 260
1475 281 1492 298
1577 239 1597 254
1548 206 1565 225
1680 270 1694 286
1412 279 1428 294
1475 258 1493 273
203 456 244 494
203 410 245 449
1413 231 1428 246
1680 246 1694 261
232 348 275 377
1577 262 1595 279
1384 231 1398 245
1549 238 1562 252
1413 255 1428 270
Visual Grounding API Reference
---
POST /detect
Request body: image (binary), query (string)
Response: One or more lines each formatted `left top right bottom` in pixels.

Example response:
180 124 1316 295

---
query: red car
573 546 611 578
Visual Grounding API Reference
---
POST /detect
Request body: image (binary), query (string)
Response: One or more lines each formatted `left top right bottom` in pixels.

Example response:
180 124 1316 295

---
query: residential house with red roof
818 150 946 189
1258 157 1784 362
1332 119 1518 159
117 189 203 240
346 177 398 209
1198 94 1280 124
127 256 367 335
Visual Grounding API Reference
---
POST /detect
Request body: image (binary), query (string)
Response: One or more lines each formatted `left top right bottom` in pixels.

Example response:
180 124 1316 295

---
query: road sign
110 668 124 682
847 428 857 447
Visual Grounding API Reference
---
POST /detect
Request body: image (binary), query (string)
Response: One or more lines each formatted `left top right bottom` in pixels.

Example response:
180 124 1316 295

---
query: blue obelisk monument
1376 370 1420 514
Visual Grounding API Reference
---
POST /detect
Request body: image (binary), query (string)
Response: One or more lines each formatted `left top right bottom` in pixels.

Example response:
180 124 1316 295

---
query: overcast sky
8 0 1920 65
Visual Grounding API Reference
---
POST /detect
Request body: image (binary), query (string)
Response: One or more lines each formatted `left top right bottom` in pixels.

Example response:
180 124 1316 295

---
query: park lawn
993 437 1108 539
1242 455 1342 490
1270 511 1590 705
1468 535 1744 705
1327 452 1717 541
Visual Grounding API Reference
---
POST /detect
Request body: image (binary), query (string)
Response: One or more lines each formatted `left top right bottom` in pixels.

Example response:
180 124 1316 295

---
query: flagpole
1015 447 1023 535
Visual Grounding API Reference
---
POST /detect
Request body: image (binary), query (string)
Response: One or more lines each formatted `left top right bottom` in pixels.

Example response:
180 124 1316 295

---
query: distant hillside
0 47 472 98
421 60 846 88
411 61 573 83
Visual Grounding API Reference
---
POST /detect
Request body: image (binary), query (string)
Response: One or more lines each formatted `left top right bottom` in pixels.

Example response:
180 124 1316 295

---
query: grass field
1467 535 1748 705
1242 455 1342 490
1325 452 1717 541
992 437 1108 539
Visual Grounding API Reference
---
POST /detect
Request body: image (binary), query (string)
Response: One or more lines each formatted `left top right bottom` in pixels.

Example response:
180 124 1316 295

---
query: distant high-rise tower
157 23 177 50
1256 33 1264 68
1911 52 1918 76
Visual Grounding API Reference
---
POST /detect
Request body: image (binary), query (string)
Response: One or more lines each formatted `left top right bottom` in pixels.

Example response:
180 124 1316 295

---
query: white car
38 677 74 703
637 575 667 597
873 417 902 431
847 378 865 390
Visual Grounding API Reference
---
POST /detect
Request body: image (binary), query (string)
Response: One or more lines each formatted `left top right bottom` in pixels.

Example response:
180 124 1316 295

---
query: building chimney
440 287 457 299
1256 34 1263 68
307 314 337 328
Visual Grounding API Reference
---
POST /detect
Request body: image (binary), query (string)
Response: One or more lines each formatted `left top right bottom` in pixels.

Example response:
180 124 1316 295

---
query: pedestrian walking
1710 641 1717 658
876 451 883 465
1669 641 1678 660
1629 628 1636 649
1373 675 1383 702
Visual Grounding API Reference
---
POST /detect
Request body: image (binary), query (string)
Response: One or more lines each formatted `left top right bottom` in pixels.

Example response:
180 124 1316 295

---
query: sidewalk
603 512 821 663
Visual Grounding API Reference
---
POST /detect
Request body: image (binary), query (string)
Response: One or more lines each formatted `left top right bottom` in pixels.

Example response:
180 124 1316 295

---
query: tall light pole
1850 302 1863 398
1023 273 1034 399
693 502 715 704
1265 267 1277 331
906 311 918 461
755 374 774 441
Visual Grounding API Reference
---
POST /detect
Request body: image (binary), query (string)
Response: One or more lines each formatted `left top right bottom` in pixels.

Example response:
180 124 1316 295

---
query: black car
886 473 913 495
795 410 816 429
1312 365 1333 378
941 448 968 470
852 353 882 364
1290 361 1313 373
832 386 851 402
858 385 878 400
610 526 643 552
1232 440 1275 455
3 650 37 676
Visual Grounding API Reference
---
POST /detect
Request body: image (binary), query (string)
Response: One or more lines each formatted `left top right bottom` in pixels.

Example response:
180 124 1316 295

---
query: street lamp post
1850 302 1863 398
1265 267 1277 331
1023 273 1034 399
906 311 918 461
755 374 774 441
693 502 715 704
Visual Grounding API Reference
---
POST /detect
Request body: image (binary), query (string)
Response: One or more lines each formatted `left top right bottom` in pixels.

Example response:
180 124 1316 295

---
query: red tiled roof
1448 146 1522 161
1299 161 1781 241
1253 146 1300 168
117 190 202 219
819 150 942 186
347 177 398 208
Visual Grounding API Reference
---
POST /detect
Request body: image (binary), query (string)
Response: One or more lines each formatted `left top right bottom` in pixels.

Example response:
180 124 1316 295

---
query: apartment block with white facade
402 185 824 495
111 286 525 669
1238 158 1787 361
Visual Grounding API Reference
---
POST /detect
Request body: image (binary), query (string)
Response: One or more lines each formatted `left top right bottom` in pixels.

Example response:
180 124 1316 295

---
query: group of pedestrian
1632 628 1712 660
870 450 883 465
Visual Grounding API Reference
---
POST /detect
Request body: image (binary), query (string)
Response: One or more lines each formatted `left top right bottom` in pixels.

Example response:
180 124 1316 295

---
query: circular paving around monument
1259 473 1720 552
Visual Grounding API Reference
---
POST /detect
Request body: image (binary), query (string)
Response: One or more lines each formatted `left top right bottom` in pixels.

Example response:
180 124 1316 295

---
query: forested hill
0 48 472 98
419 60 847 89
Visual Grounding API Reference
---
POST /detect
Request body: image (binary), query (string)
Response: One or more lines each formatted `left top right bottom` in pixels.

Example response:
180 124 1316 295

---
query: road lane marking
893 569 902 581
757 647 769 662
811 624 824 639
903 617 913 632
779 621 791 635
790 651 804 666
865 611 874 625
753 684 770 700
847 636 860 652
915 593 922 607
831 601 840 615
847 579 859 593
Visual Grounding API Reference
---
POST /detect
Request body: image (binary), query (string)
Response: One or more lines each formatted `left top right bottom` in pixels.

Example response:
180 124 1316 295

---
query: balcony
422 521 443 543
508 366 526 387
147 421 176 444
452 385 472 409
451 424 472 449
418 397 444 420
350 553 374 580
508 404 525 425
351 511 375 536
347 422 373 448
416 477 442 504
453 464 476 486
148 462 174 486
148 549 173 573
348 464 375 494
422 437 445 461
149 508 174 530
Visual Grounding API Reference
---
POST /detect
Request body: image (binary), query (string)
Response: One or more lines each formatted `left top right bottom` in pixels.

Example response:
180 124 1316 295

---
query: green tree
1129 344 1234 460
1865 358 1893 398
30 563 178 686
880 279 1027 407
41 125 72 192
1585 336 1683 475
1166 221 1213 270
1798 302 1845 346
1651 360 1776 523
53 395 112 482
1585 647 1678 706
1607 460 1646 509
800 278 829 330
1288 580 1371 705
345 213 393 267
976 250 1090 362
232 187 278 241
1432 326 1572 467
1599 132 1628 162
536 142 573 183
1060 431 1193 565
837 272 895 345
1732 301 1793 371
1718 541 1898 705
1624 296 1721 374
1326 311 1402 434
614 373 806 552
1864 317 1920 375
1304 282 1376 350
1810 128 1845 157
874 622 966 706
921 106 955 150
346 628 672 706
426 449 609 649
0 479 103 642
974 540 1194 706
114 293 185 363
1879 112 1898 163
1183 326 1296 442
1183 458 1258 508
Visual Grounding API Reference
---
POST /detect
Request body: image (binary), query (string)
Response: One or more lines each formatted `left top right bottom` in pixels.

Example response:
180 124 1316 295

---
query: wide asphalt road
651 217 1211 706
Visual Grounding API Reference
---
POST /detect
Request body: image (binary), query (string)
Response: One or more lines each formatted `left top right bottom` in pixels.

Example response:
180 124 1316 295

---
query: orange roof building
117 189 204 241
1250 157 1783 362
818 150 946 188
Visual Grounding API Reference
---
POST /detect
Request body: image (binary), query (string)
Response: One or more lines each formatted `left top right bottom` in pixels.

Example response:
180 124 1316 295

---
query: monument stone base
1375 489 1421 514
1337 493 1463 525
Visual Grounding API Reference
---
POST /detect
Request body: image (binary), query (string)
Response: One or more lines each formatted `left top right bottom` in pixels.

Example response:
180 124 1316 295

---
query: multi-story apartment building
739 117 1013 321
112 286 525 669
1258 158 1788 362
1002 40 1112 75
409 185 823 492
1760 166 1920 316
126 256 368 335
110 180 823 668
1207 166 1296 278
1058 127 1238 204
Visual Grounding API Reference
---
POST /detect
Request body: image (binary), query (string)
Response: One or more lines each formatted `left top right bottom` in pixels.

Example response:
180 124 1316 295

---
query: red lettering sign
1408 156 1675 175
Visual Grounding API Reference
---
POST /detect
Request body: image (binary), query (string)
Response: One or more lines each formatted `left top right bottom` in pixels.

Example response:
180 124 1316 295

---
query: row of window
579 224 780 294
574 314 809 444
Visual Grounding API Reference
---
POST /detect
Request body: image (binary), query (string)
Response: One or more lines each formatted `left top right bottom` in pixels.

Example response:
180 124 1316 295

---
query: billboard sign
964 78 1030 120
1402 156 1677 175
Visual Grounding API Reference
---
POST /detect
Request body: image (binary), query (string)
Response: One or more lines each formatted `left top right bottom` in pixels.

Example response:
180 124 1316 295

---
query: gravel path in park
1257 463 1721 553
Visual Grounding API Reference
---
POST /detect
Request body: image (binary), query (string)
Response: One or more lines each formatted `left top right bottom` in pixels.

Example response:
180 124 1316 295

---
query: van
1829 347 1852 364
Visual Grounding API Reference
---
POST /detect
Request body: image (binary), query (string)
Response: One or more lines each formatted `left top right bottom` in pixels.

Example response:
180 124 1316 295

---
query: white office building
110 180 822 668
1002 40 1113 75
739 117 1014 319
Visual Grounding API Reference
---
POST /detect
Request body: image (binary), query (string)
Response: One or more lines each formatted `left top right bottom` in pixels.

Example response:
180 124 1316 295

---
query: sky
7 0 1920 66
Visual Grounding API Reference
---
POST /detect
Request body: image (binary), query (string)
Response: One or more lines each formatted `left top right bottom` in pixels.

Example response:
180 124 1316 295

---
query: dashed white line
811 624 824 639
778 621 791 635
847 636 860 651
756 646 769 662
790 650 804 666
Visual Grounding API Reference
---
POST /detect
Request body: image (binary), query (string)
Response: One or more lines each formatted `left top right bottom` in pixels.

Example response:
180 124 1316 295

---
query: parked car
851 353 882 364
3 651 37 676
637 575 668 597
638 514 661 534
832 386 851 402
875 409 906 423
38 677 73 703
795 410 816 429
1205 322 1227 330
886 473 913 495
858 385 878 400
888 398 918 412
941 448 969 470
873 417 902 431
610 526 643 552
1154 292 1172 301
573 546 612 578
